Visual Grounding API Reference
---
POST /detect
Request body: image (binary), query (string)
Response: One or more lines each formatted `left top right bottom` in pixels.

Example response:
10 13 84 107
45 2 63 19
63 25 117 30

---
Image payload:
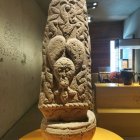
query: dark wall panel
89 21 123 72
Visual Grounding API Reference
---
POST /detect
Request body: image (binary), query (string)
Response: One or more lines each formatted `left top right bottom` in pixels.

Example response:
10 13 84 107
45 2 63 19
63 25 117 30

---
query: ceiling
36 0 140 22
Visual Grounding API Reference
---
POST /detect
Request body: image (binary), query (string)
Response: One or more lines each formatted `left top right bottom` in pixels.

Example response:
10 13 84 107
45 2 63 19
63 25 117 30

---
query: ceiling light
88 16 93 23
88 16 91 22
87 2 98 9
93 2 98 6
88 16 91 20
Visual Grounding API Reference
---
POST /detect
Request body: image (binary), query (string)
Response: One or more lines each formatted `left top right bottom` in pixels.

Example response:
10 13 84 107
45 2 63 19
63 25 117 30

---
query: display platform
19 127 124 140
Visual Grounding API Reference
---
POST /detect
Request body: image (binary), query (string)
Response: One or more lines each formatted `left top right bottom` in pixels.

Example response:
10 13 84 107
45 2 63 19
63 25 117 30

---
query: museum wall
0 0 46 137
89 21 123 72
135 50 140 73
123 8 140 38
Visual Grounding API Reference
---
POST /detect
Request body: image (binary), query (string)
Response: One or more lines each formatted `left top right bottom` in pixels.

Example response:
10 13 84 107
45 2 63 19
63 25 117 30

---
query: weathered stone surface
38 0 96 139
41 110 96 140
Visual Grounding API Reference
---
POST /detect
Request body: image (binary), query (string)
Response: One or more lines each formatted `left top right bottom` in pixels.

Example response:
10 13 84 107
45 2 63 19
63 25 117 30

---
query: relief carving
38 0 96 139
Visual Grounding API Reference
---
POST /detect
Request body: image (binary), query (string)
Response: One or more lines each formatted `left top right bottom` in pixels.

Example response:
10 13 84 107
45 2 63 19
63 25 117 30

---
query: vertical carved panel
39 0 94 121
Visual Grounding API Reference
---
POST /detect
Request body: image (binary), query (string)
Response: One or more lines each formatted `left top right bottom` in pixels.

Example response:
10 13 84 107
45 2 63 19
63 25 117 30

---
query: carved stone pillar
38 0 96 139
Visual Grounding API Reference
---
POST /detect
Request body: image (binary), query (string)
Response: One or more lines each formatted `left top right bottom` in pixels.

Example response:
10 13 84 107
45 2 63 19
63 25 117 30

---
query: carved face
54 57 75 88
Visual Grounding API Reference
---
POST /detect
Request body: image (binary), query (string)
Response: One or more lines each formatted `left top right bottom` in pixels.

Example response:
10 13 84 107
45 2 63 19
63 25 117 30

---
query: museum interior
0 0 140 140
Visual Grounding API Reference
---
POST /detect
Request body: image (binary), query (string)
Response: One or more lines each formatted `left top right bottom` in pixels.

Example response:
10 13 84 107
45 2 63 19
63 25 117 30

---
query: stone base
40 110 96 140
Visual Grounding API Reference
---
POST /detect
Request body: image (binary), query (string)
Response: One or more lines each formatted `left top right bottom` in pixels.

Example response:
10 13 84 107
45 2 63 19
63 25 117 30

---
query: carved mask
54 57 75 88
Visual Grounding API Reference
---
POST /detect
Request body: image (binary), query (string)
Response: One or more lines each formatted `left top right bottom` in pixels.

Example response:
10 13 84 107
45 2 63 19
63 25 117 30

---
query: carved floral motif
39 0 94 121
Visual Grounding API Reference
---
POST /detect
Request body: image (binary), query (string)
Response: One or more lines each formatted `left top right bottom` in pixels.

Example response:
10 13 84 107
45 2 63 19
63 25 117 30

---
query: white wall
0 0 46 137
123 8 140 38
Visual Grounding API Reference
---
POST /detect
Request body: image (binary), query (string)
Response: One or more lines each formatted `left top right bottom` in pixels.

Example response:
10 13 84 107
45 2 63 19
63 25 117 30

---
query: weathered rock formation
38 0 96 139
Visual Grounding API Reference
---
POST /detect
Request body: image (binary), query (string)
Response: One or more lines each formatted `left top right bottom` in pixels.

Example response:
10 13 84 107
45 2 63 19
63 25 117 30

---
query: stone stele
38 0 96 139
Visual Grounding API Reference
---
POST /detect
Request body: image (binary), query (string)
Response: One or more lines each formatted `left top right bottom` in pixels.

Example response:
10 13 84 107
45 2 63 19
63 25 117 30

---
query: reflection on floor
1 104 140 140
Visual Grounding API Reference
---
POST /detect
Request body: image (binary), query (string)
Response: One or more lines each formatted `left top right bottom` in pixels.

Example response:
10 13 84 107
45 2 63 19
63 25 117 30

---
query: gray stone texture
39 0 95 122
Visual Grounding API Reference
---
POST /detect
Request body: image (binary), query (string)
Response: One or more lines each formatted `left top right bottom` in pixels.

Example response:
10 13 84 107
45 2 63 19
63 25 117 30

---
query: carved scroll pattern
40 0 94 109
